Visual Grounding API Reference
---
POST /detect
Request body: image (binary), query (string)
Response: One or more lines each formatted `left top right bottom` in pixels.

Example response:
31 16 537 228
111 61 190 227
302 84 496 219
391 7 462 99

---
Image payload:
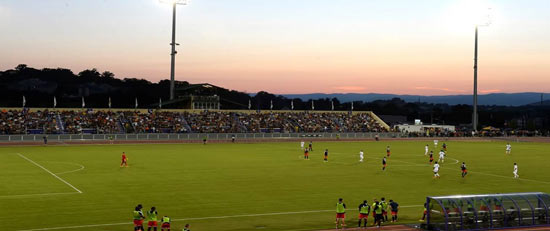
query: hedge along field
1 140 549 231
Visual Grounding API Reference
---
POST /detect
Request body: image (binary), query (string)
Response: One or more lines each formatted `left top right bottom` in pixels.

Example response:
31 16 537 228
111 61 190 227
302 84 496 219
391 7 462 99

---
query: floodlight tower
161 0 187 100
472 9 491 132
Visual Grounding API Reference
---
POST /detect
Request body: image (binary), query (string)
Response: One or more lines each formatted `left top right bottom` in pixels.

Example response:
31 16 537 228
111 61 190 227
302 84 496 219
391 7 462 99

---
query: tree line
1 64 549 130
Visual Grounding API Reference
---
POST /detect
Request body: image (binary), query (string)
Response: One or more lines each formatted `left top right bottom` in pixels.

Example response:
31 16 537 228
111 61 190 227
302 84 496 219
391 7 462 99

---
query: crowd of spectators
0 109 61 134
0 109 389 134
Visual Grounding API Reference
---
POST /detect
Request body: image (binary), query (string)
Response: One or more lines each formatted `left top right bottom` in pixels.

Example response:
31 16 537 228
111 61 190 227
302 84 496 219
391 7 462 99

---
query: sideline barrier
0 132 400 142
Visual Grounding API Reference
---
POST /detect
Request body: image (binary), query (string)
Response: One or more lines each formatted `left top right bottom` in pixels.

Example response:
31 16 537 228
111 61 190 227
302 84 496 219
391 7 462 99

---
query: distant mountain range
281 92 548 106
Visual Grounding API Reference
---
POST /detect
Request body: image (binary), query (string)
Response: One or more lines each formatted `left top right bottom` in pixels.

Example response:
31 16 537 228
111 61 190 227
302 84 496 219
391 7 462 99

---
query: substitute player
389 199 399 222
382 157 387 171
433 161 440 179
438 150 445 163
324 149 328 162
420 203 428 221
304 149 309 160
359 150 364 162
121 152 128 167
335 198 346 229
381 197 389 222
133 204 145 231
358 200 370 228
147 207 159 231
461 162 468 178
160 215 171 231
386 146 391 157
513 163 519 178
506 143 512 154
372 199 383 228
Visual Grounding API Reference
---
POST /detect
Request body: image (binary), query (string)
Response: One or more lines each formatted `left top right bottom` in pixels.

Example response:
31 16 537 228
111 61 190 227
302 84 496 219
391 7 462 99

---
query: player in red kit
121 152 128 167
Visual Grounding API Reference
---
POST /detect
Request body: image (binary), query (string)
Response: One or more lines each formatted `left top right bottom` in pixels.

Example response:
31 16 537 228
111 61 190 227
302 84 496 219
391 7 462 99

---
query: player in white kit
513 163 519 178
359 150 364 162
424 145 429 155
506 143 512 154
438 150 445 163
433 162 440 178
300 141 305 150
433 140 438 148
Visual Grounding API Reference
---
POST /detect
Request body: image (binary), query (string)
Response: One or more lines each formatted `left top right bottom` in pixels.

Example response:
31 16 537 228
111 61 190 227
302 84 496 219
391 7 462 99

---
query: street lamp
160 0 188 100
472 9 491 132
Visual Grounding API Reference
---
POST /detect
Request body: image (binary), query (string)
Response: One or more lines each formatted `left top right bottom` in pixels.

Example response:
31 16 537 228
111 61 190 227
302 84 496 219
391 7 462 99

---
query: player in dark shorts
231 135 235 143
429 151 434 164
420 202 428 221
304 149 309 160
381 197 389 222
442 143 447 151
461 162 468 178
308 141 313 151
382 157 387 171
43 136 48 145
386 146 391 157
389 199 399 222
373 200 383 227
324 149 328 162
358 200 370 228
202 137 207 145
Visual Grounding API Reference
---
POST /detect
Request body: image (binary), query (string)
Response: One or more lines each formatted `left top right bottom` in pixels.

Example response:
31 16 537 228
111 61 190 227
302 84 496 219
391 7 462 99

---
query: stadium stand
0 109 389 134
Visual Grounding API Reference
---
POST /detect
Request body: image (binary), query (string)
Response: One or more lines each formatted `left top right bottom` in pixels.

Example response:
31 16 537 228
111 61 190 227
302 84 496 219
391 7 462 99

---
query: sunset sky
1 0 549 95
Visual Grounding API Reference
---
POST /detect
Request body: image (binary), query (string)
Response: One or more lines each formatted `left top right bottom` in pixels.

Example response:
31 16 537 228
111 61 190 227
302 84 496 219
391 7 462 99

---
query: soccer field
1 140 550 231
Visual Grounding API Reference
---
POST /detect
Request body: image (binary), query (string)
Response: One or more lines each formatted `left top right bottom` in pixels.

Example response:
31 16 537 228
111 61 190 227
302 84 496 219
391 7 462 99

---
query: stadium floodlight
159 0 188 100
472 8 491 132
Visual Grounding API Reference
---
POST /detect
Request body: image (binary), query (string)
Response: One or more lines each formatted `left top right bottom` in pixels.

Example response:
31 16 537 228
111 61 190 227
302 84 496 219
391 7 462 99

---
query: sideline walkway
318 225 420 231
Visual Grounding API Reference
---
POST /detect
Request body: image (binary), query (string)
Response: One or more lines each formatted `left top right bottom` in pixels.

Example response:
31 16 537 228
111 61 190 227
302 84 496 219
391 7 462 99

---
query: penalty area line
0 192 80 199
17 205 422 231
16 153 83 194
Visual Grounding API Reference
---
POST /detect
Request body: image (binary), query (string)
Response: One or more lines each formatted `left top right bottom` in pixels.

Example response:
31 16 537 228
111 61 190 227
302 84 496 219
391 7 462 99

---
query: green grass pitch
1 140 549 231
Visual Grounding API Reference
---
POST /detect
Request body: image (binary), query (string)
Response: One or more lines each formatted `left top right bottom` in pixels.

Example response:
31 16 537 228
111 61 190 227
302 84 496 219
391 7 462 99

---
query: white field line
16 153 83 193
17 205 422 231
43 161 86 175
0 192 80 199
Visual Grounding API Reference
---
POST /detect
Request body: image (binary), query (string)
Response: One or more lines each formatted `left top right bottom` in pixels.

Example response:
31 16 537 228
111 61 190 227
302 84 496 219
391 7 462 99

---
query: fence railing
0 132 401 142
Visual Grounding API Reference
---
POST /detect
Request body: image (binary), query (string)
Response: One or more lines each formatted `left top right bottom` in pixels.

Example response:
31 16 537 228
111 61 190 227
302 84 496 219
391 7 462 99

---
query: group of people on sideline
133 204 190 231
335 197 399 229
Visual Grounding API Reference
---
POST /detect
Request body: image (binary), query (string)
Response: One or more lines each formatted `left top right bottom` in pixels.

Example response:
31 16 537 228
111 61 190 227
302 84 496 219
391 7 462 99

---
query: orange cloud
332 86 366 92
479 89 502 93
414 86 466 93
